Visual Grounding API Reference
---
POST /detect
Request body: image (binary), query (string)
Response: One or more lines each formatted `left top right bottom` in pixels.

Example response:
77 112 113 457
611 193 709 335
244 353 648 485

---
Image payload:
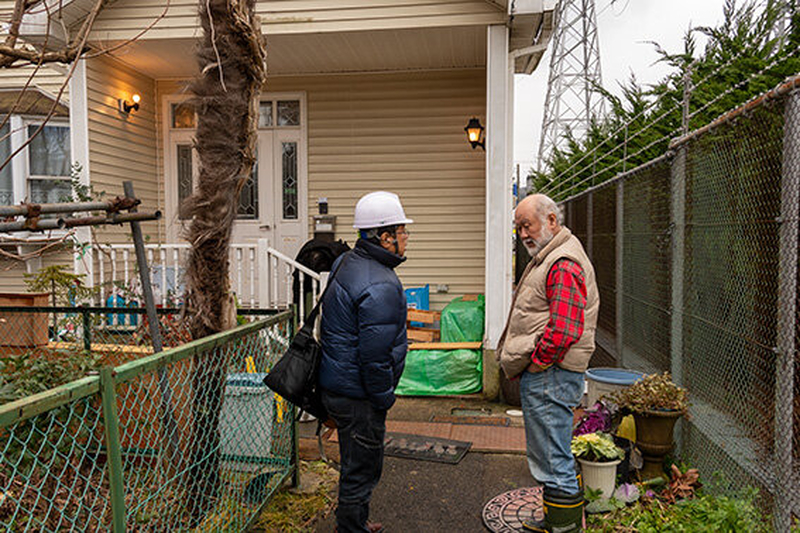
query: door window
281 142 298 220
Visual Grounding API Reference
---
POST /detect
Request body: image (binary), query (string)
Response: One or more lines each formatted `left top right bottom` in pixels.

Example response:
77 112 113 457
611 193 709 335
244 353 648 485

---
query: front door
165 94 307 259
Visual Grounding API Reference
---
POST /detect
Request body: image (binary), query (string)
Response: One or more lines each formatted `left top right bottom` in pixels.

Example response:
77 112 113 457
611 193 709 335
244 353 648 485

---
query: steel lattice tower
538 0 604 171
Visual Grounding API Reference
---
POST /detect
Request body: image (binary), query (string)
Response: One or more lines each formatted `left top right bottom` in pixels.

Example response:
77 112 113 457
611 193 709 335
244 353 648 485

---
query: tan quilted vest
498 227 599 378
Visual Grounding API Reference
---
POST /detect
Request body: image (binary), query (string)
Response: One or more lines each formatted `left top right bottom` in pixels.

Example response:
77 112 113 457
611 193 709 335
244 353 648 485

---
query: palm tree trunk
183 0 265 522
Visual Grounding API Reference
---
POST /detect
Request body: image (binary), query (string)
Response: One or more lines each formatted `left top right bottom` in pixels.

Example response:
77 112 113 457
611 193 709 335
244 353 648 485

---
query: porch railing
87 239 321 318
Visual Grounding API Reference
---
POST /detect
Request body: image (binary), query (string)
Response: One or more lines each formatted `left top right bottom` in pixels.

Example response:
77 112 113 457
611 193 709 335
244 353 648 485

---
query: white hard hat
353 191 413 229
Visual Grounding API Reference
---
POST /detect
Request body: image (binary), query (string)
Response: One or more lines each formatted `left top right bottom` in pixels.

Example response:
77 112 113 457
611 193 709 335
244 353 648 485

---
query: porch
82 240 322 317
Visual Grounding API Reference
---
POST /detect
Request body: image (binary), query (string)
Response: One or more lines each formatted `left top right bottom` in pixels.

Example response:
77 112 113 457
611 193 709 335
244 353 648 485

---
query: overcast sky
514 0 729 175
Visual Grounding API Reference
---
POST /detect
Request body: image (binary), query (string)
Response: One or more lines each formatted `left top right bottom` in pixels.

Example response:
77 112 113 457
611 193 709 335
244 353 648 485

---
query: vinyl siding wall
0 65 70 103
85 55 160 243
90 0 506 40
158 68 486 310
0 249 74 294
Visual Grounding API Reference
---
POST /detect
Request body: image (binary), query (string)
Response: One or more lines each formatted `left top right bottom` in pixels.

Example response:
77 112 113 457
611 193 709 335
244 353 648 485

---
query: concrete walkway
306 396 538 533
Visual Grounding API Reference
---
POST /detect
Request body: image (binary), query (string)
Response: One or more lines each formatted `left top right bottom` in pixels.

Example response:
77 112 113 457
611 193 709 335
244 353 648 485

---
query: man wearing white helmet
319 191 412 533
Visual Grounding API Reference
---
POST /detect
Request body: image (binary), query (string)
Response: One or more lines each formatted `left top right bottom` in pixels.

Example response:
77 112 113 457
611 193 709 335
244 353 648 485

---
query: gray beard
524 227 554 257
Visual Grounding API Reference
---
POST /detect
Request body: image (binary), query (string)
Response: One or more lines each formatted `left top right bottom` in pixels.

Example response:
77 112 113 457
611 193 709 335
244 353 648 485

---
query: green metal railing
0 310 295 531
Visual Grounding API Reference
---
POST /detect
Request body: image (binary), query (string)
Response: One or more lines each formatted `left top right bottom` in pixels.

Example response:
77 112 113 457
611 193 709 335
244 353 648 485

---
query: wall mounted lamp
118 93 141 114
465 117 485 150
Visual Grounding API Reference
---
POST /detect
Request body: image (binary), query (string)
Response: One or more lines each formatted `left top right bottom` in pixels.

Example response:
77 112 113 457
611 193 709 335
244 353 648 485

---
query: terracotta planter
633 409 684 480
577 458 622 499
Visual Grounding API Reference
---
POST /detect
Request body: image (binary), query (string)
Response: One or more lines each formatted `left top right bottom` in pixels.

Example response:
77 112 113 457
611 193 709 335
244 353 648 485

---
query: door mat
383 432 471 464
482 487 543 532
430 415 510 426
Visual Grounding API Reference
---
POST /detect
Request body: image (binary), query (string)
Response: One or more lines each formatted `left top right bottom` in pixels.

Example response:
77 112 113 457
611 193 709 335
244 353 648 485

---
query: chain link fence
557 79 800 529
0 310 295 531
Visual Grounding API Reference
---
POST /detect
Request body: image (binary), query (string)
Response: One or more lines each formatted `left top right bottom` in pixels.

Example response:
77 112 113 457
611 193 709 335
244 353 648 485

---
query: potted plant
610 372 688 480
571 432 625 499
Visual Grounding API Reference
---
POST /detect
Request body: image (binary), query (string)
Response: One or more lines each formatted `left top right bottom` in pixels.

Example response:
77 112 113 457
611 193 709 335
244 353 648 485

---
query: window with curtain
28 124 71 204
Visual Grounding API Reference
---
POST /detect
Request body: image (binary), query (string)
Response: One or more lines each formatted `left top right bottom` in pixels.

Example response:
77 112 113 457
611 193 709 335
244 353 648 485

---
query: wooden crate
0 292 50 347
405 296 483 351
406 309 440 342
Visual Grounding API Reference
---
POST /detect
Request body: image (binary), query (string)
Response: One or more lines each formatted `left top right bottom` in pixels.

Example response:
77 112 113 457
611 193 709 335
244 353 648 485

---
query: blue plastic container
405 285 430 327
105 295 138 327
584 367 645 407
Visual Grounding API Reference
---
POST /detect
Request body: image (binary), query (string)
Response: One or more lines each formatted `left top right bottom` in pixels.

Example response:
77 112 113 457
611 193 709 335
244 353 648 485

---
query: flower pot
577 458 622 499
633 409 684 480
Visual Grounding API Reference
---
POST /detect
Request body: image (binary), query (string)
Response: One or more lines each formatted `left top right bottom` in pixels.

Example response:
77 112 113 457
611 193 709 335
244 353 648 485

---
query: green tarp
440 295 485 342
395 349 482 396
396 295 485 396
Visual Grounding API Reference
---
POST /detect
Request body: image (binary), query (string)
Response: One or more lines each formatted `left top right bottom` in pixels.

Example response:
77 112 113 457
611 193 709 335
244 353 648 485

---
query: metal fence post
586 191 593 261
670 148 685 385
615 181 624 366
100 367 125 533
123 181 183 468
670 145 686 455
774 89 800 533
82 307 91 352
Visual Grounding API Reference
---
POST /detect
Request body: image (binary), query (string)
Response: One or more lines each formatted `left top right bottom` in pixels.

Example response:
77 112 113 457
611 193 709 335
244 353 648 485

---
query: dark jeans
322 390 387 533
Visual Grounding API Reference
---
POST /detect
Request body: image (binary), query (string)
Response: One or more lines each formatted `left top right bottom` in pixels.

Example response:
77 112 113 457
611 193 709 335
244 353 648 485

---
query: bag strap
301 252 349 328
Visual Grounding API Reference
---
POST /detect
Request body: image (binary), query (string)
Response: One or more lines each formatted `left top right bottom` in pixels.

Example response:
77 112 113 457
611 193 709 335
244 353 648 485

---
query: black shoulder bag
263 255 347 421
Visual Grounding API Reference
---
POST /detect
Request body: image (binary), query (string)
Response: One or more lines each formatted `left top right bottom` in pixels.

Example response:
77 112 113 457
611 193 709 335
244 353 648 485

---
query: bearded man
498 194 599 533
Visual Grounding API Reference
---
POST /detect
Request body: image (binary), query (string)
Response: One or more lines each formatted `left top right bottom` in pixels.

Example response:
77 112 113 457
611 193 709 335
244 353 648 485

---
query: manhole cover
482 487 543 532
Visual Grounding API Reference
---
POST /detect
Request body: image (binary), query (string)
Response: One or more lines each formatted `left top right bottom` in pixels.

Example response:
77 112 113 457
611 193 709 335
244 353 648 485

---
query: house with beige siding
0 0 554 394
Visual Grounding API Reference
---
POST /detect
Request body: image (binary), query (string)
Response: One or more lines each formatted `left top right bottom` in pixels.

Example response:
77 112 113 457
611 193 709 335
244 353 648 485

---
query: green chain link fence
0 309 295 531
556 78 800 530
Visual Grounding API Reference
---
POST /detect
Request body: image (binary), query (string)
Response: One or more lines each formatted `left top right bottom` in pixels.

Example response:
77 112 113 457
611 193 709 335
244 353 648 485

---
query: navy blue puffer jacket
319 238 408 410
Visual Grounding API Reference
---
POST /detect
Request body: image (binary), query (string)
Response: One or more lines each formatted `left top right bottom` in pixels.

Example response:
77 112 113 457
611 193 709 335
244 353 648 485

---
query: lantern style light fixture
119 93 141 114
464 117 485 150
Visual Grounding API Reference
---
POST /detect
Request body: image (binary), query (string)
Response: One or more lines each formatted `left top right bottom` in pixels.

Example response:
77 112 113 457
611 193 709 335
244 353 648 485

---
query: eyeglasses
395 229 411 237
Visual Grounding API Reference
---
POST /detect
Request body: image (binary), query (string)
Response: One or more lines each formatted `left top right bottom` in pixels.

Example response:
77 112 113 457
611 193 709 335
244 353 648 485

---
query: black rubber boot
522 487 584 533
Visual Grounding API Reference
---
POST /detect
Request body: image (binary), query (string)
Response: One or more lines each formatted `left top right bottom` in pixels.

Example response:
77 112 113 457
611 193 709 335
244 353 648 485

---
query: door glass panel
177 144 193 219
172 103 196 129
277 101 300 126
281 142 298 220
258 102 273 128
237 158 258 219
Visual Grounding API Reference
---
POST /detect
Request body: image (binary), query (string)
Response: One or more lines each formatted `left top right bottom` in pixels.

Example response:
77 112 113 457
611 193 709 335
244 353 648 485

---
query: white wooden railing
87 239 321 317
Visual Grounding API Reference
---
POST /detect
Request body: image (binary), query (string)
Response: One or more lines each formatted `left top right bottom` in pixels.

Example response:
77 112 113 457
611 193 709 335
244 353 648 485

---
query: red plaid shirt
531 259 587 368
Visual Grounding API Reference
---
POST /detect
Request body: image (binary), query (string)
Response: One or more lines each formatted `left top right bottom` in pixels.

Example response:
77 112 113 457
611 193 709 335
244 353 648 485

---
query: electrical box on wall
313 215 336 242
314 197 335 242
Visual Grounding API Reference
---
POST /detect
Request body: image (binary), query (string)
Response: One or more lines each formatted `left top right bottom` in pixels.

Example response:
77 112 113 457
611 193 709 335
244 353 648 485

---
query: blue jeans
520 366 584 494
322 390 387 533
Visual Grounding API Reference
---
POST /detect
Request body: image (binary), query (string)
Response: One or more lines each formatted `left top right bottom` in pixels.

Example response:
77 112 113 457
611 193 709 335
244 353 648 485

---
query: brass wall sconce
119 93 141 114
